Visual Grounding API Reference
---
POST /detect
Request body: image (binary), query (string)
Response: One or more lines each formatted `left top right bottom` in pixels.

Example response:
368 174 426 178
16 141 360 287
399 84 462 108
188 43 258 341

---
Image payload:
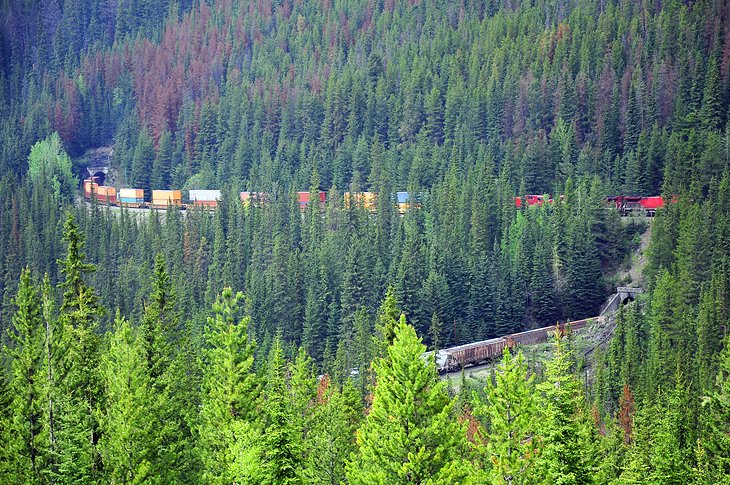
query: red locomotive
516 194 672 216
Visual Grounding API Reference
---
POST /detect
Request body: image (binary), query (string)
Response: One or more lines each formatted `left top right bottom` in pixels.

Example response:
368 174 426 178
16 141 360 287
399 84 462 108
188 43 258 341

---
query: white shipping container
189 189 222 202
119 188 144 198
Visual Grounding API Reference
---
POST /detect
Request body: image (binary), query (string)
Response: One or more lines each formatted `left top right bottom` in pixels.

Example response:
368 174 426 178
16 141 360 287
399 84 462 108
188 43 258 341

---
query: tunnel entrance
91 171 106 185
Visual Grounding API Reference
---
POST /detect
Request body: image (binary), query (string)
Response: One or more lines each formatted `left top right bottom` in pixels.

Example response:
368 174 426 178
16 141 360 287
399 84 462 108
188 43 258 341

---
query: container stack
151 190 182 208
344 191 377 212
297 191 326 211
189 189 221 208
119 188 145 208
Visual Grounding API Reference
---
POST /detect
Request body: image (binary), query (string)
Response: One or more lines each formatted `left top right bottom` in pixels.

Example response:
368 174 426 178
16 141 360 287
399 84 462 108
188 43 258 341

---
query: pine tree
700 336 730 482
6 268 46 483
305 377 361 485
199 287 259 484
536 330 594 484
0 367 13 482
262 335 303 485
98 312 155 483
151 130 173 189
474 348 540 484
54 214 103 483
131 128 155 193
347 319 470 484
373 286 402 358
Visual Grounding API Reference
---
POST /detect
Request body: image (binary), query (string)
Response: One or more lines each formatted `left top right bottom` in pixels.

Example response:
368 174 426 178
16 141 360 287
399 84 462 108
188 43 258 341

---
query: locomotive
516 193 671 216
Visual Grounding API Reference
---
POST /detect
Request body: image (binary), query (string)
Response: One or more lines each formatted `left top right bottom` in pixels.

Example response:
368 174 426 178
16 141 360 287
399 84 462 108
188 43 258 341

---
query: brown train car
434 317 601 373
437 337 507 372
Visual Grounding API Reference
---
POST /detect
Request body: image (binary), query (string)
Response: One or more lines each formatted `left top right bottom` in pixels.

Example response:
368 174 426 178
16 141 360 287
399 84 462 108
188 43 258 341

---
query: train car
95 186 117 204
430 317 601 373
151 190 183 209
83 179 117 204
396 191 423 214
83 179 96 201
515 195 550 208
240 191 269 207
119 188 145 208
606 195 672 216
344 191 377 212
639 196 664 216
606 196 643 216
189 189 221 208
297 191 326 211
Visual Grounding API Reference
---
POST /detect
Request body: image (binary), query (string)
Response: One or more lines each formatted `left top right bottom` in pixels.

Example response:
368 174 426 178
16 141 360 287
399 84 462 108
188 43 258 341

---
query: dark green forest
0 0 729 482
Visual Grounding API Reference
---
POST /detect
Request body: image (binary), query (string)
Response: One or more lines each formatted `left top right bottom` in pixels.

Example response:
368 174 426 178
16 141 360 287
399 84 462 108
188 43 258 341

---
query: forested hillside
1 0 730 482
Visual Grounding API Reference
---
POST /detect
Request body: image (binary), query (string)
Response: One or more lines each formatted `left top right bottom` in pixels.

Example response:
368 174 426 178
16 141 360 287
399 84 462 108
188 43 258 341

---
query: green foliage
199 287 259 483
347 319 470 484
473 348 539 484
26 132 76 202
536 331 594 484
99 312 155 483
5 268 46 483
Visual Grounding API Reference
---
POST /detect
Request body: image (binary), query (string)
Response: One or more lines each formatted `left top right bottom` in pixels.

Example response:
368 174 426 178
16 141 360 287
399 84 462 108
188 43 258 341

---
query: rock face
81 146 115 185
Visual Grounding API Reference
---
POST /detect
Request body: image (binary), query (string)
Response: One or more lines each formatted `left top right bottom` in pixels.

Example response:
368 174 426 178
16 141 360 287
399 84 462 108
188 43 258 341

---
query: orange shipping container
151 190 182 207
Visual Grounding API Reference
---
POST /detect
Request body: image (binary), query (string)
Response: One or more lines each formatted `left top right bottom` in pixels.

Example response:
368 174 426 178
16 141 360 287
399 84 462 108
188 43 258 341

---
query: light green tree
536 330 594 484
27 132 77 201
474 348 539 484
347 316 470 484
98 312 155 483
199 287 259 484
6 268 46 483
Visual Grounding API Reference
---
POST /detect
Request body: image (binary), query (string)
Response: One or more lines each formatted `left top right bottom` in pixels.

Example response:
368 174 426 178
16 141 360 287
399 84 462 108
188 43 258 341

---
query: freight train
84 178 669 216
516 193 671 216
426 317 604 373
83 178 422 214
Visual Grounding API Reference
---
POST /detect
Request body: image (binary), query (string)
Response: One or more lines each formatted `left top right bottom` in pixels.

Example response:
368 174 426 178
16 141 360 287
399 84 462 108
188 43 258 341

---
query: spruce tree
262 335 303 485
536 330 594 484
474 348 539 484
199 287 259 483
6 268 46 483
98 312 155 483
54 214 103 483
700 336 730 482
347 318 470 484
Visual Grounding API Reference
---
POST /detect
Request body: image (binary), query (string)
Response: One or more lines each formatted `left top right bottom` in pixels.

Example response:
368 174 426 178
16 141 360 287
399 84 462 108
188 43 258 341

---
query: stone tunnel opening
92 171 107 185
620 295 635 306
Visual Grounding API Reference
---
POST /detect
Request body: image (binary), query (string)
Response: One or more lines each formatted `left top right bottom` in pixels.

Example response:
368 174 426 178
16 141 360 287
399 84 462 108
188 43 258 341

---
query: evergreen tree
199 287 259 484
700 336 730 482
474 348 539 484
6 268 46 483
54 214 103 483
536 330 594 484
305 377 361 485
347 319 470 484
99 312 155 483
262 335 303 485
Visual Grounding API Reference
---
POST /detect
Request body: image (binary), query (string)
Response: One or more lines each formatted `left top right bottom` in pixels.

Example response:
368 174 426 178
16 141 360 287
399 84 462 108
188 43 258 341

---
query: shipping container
395 191 422 214
189 189 221 208
151 190 182 208
240 191 268 207
119 188 145 207
297 191 326 210
344 192 377 211
93 186 117 204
